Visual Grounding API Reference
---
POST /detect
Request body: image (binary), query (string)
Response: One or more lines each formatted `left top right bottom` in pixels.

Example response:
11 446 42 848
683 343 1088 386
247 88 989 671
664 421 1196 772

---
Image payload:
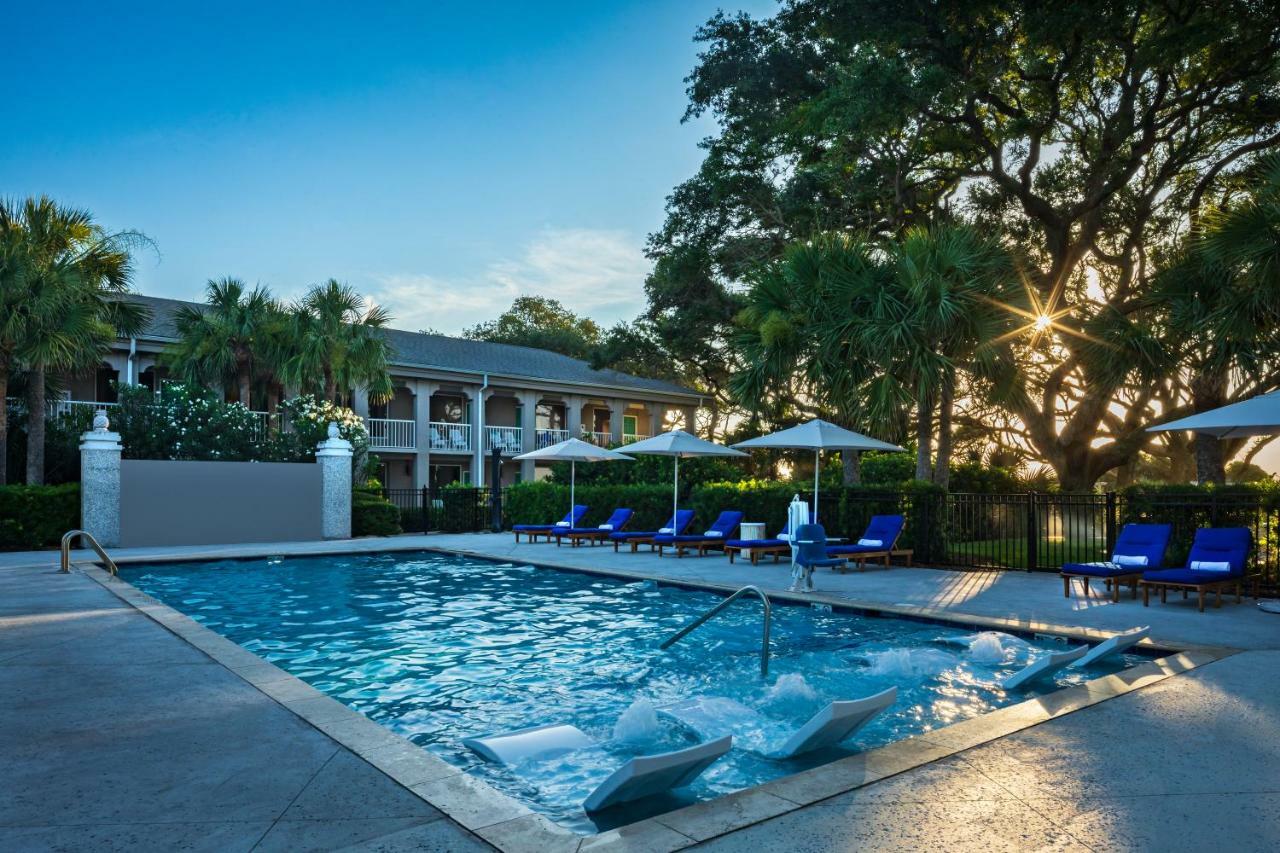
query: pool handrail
660 584 772 676
60 529 119 577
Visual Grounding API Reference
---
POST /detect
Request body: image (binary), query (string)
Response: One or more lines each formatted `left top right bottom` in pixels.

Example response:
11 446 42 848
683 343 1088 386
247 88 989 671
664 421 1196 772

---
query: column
609 398 625 444
680 405 698 433
413 380 437 489
80 411 122 547
566 395 583 441
471 386 487 486
646 402 666 437
316 423 354 539
352 383 370 420
519 390 538 482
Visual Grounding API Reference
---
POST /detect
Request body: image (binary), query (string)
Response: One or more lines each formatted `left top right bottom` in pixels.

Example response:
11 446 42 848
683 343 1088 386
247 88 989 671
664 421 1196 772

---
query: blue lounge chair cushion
513 505 588 532
724 538 787 549
609 509 695 541
654 511 743 545
826 514 904 556
560 508 633 535
1062 524 1172 576
1143 527 1251 582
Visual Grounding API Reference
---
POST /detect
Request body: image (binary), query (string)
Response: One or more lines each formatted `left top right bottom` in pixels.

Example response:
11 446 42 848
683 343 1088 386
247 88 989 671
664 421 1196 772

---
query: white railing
428 422 472 452
536 428 570 448
46 399 118 418
622 433 651 444
581 430 613 446
367 418 416 449
485 426 523 455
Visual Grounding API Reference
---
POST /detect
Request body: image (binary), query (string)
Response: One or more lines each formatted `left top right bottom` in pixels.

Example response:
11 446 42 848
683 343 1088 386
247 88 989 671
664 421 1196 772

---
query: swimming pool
123 551 1147 832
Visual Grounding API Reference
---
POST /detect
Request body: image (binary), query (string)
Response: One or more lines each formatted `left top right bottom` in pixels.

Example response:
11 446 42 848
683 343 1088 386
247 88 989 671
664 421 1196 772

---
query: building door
623 414 638 437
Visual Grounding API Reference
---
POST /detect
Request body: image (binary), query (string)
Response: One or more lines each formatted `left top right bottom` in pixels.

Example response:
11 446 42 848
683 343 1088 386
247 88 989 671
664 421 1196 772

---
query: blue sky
2 1 775 333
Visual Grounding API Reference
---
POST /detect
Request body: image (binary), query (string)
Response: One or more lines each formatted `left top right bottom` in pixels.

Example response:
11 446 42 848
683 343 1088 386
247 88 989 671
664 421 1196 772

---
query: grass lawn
948 536 1108 569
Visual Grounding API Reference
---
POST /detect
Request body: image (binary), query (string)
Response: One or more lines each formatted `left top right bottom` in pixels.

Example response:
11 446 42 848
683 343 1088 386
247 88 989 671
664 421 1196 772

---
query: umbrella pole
673 456 680 528
570 460 576 522
813 449 820 524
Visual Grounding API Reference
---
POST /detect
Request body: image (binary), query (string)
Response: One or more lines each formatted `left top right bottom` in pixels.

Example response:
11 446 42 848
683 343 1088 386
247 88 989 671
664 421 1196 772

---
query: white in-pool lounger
463 723 733 813
1070 625 1150 669
658 686 897 759
1002 645 1089 690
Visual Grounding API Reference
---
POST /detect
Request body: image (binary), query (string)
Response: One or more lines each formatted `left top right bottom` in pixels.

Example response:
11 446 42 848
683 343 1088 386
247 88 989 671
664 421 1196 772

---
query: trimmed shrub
1120 482 1279 567
504 482 675 531
352 489 402 537
691 480 798 534
0 484 80 550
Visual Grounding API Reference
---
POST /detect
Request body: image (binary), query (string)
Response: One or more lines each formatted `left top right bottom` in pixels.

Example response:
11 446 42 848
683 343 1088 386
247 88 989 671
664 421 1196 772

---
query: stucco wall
119 459 323 546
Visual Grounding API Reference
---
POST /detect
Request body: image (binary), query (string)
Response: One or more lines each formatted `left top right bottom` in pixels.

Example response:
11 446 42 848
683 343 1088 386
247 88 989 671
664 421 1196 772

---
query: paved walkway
0 562 488 852
4 534 1279 851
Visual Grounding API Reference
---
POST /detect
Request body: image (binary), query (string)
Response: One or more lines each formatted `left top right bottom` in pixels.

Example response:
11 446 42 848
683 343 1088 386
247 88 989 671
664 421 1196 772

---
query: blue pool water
123 552 1146 832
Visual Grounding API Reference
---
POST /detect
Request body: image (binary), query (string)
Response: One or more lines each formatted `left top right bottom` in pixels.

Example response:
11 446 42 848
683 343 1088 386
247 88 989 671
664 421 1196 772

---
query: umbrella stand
570 460 576 522
813 449 821 524
673 456 680 529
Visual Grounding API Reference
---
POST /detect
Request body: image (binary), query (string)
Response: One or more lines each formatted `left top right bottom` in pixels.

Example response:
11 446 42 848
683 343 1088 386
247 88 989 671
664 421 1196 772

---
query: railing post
421 485 430 534
1025 491 1039 572
1104 491 1118 556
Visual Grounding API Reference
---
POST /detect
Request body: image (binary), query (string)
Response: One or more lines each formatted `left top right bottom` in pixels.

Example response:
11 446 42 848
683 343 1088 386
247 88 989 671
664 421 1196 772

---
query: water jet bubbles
967 632 1006 663
612 698 662 745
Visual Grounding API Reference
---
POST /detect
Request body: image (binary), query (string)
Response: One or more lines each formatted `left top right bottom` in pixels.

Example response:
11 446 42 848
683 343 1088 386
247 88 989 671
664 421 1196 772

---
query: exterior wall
485 394 518 427
118 459 323 546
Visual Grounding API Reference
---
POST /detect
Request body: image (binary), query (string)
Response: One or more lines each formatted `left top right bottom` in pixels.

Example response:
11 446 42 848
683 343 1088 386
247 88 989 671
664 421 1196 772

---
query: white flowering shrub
114 383 265 461
273 395 371 473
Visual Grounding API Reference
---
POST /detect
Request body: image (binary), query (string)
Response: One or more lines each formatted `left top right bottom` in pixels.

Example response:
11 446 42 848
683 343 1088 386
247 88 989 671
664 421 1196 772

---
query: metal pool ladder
660 585 772 677
60 529 119 577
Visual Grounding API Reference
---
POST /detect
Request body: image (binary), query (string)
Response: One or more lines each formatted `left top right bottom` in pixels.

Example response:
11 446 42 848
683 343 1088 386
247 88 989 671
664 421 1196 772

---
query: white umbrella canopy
614 430 747 528
1147 390 1280 439
733 418 906 522
515 438 633 522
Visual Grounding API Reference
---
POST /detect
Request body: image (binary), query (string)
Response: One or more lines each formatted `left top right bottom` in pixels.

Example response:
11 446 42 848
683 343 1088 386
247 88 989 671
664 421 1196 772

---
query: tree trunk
25 366 46 486
266 385 280 414
932 372 955 489
914 391 934 481
237 361 252 409
0 365 8 486
1194 433 1227 486
1190 366 1229 485
842 450 860 485
323 369 336 404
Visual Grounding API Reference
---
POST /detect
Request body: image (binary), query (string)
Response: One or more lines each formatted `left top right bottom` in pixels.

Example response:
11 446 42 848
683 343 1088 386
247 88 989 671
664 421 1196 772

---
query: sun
1034 314 1053 332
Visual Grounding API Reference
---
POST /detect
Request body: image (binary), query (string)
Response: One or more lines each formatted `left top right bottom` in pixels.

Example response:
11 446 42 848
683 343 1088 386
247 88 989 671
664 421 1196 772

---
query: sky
2 1 776 334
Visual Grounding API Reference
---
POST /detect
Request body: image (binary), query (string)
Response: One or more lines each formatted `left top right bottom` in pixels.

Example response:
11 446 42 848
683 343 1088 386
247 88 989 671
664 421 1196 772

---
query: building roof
124 293 700 400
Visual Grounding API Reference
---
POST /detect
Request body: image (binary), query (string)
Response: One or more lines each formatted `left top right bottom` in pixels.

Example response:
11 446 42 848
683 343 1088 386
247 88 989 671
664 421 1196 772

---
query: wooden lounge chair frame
1140 575 1249 613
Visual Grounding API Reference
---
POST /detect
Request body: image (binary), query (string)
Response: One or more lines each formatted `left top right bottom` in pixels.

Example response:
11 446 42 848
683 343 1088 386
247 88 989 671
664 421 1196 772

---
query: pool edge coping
78 556 1237 853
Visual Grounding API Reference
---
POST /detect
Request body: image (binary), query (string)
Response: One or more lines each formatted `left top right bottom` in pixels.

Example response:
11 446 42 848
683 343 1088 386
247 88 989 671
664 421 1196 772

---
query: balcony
535 428 570 449
427 422 471 452
485 425 523 455
622 433 651 444
367 418 416 450
581 429 612 446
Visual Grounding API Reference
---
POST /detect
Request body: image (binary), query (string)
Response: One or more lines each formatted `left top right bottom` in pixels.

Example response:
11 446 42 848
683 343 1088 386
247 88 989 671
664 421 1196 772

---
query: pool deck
3 533 1278 851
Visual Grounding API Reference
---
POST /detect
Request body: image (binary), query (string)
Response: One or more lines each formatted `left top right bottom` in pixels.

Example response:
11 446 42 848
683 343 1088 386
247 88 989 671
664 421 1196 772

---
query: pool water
123 552 1145 832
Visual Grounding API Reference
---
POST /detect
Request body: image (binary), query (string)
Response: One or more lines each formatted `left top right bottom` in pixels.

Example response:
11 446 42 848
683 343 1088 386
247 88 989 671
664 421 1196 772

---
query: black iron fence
385 484 1279 591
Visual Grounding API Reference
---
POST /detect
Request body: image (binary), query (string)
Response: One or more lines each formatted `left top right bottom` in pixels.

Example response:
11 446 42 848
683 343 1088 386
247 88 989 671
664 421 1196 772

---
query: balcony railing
581 430 613 446
622 433 651 444
485 425 523 455
535 428 570 449
47 399 118 418
368 418 416 449
428 421 472 452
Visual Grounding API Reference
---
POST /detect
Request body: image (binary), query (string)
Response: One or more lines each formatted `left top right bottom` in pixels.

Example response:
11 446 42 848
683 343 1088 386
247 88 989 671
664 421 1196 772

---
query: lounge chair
1140 527 1252 613
554 508 634 547
655 510 744 557
825 514 909 571
1061 523 1172 603
463 723 731 814
511 504 588 543
724 520 793 565
610 509 695 552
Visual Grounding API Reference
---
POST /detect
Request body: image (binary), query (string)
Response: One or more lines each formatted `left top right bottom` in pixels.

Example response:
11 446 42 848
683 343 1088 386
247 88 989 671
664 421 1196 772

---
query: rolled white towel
658 527 674 534
777 533 791 542
703 530 724 538
598 523 613 530
554 521 571 527
1111 554 1148 567
857 538 884 548
1190 560 1231 572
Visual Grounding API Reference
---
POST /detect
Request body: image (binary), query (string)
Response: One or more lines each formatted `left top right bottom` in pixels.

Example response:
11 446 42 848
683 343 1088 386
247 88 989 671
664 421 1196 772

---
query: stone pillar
316 423 354 539
414 381 436 489
646 403 666 437
519 390 538 482
80 410 122 547
609 398 625 445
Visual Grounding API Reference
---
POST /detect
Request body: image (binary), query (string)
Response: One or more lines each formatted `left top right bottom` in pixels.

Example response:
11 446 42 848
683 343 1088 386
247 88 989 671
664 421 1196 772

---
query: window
536 402 565 431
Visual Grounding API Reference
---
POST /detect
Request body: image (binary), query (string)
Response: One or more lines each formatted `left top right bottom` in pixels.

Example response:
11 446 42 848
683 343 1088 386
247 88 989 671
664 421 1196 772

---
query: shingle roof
123 293 700 399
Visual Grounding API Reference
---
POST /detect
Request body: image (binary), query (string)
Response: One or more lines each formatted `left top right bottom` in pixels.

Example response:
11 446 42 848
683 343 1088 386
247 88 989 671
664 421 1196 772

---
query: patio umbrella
733 418 905 522
514 438 633 521
1146 389 1280 438
614 430 747 526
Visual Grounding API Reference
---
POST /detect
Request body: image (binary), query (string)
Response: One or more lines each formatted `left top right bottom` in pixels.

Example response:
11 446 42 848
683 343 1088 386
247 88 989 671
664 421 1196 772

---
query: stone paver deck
3 533 1278 851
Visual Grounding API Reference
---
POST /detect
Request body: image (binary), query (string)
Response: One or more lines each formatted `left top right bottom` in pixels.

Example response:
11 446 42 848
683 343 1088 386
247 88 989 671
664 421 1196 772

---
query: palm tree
166 278 286 410
284 279 394 405
5 197 149 484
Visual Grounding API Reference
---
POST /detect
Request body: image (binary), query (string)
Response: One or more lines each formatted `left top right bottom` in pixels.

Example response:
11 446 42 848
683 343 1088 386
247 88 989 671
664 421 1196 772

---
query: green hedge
1120 482 1279 567
504 482 676 531
352 488 402 537
0 484 80 550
